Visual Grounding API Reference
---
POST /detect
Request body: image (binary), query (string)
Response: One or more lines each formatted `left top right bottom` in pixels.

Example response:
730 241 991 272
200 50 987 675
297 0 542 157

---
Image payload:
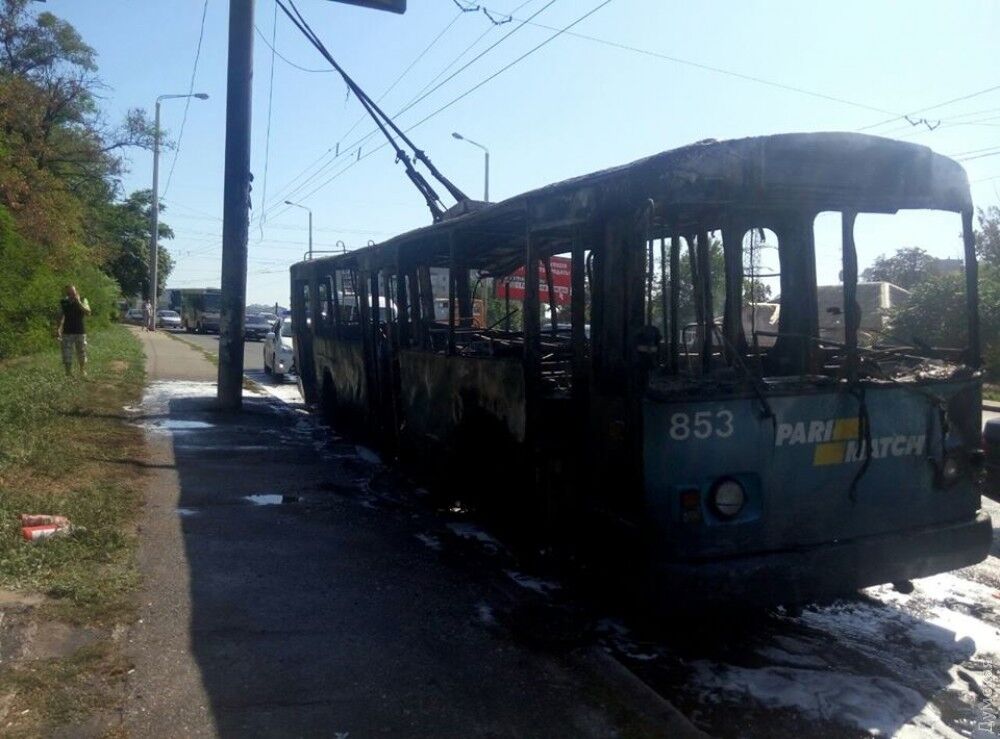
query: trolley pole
217 0 255 410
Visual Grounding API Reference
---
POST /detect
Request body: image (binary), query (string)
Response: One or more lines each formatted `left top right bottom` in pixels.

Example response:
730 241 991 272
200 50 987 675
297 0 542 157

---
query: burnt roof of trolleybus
292 132 972 277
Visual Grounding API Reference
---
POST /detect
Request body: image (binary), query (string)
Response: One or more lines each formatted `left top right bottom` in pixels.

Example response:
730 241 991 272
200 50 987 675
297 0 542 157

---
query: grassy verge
984 383 1000 403
0 325 144 733
163 330 218 366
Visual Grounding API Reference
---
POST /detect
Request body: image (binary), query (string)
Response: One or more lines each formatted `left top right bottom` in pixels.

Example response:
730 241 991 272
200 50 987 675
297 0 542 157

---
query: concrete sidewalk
126 329 688 737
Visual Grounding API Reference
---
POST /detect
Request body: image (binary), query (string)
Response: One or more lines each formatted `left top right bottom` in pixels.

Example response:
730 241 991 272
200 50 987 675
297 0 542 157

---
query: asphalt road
162 329 263 373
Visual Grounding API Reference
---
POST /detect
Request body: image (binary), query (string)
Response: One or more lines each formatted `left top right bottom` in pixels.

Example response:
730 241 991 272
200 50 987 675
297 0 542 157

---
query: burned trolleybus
291 133 991 603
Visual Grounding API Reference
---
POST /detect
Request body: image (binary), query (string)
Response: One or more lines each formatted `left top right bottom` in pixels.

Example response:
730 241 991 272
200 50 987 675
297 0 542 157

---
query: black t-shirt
60 298 86 335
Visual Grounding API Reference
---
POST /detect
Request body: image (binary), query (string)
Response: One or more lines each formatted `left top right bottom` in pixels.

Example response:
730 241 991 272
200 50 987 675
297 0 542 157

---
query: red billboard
496 256 572 305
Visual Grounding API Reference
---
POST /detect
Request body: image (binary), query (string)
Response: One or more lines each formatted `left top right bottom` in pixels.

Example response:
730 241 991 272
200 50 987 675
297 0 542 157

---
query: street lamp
284 200 313 259
149 92 209 329
452 131 489 202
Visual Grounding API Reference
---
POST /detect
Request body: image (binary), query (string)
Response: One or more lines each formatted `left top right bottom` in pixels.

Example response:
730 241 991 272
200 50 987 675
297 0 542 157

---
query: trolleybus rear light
680 489 702 524
941 456 961 485
710 478 746 519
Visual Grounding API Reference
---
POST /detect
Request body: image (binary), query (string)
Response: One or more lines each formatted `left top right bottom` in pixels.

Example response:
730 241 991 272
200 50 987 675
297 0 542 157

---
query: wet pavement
126 331 687 738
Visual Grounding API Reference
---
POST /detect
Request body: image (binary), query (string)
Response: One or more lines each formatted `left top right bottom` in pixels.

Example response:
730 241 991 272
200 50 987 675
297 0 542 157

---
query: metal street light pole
149 92 209 330
284 201 313 259
452 131 489 202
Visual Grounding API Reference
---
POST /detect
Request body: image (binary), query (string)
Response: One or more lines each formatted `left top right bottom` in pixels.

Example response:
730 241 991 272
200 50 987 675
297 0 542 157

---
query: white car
156 309 182 330
263 318 295 378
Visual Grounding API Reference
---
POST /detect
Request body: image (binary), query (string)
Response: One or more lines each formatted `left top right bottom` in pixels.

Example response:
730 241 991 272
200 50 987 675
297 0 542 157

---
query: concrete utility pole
285 200 313 259
150 93 208 328
217 0 255 410
217 0 405 410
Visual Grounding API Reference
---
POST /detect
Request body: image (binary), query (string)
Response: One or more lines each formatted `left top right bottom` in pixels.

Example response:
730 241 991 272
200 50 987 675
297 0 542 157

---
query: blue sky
45 0 1000 305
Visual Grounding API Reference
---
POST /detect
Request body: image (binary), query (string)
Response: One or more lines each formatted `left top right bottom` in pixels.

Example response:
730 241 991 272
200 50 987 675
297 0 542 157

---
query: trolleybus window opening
317 277 331 334
302 282 312 327
331 269 342 334
813 211 853 360
850 210 970 358
742 227 781 366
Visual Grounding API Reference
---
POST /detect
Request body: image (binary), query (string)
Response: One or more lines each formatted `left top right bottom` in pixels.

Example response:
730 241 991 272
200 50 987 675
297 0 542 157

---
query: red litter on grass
22 524 67 541
20 514 69 528
19 514 72 542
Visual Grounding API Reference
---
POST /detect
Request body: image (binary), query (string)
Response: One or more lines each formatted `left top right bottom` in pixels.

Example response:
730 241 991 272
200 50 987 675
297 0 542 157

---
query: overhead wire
276 0 469 219
253 6 470 221
257 0 279 240
253 23 333 72
857 83 1000 132
163 0 210 198
270 0 615 216
257 0 539 221
259 0 552 223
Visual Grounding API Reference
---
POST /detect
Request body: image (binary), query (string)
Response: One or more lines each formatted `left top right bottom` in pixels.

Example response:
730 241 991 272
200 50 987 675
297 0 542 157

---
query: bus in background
163 288 222 334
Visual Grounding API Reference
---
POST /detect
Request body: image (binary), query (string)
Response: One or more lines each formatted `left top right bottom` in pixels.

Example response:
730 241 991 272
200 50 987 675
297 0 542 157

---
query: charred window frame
316 276 333 336
334 268 362 340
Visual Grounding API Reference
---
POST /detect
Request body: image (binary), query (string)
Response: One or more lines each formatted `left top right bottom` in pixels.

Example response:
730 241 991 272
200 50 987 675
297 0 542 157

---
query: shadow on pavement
167 393 622 737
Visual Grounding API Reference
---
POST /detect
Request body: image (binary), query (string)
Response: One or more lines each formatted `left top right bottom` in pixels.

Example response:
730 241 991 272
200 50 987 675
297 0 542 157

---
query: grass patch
0 642 130 736
984 384 1000 403
163 331 217 366
0 325 145 622
0 326 144 733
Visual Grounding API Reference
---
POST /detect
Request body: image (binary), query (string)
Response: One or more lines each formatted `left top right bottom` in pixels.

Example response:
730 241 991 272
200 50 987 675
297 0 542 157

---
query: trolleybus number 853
668 410 735 441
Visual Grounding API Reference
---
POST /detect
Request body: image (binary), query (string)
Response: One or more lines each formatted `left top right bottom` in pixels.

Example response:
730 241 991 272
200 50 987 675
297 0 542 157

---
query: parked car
124 308 145 325
244 313 271 341
156 309 182 330
984 417 1000 501
263 318 295 378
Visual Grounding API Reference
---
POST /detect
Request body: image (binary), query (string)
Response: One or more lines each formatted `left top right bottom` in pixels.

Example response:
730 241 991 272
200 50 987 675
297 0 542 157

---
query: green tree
861 246 936 289
102 190 174 299
976 206 1000 266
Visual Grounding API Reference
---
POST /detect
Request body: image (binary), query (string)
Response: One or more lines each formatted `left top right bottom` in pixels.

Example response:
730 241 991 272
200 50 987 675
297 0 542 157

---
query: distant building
926 258 963 277
746 281 910 347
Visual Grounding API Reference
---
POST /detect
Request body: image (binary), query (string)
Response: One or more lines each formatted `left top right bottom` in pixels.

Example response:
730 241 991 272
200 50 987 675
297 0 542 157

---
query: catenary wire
163 0 210 198
259 0 553 221
253 6 470 218
257 0 279 240
270 0 616 219
257 0 539 219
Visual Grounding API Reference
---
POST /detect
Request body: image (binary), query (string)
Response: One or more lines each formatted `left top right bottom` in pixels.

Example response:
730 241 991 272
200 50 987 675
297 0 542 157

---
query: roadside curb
984 400 1000 413
573 647 708 737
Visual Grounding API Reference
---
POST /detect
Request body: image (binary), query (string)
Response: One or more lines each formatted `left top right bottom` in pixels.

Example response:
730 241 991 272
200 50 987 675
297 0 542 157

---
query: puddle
446 522 505 553
355 445 381 465
139 419 215 433
243 494 301 506
175 508 199 517
415 533 443 551
504 570 562 596
476 601 497 626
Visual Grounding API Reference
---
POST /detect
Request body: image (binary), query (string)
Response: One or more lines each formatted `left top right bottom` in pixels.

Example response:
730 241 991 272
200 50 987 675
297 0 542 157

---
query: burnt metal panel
316 337 368 420
397 351 527 448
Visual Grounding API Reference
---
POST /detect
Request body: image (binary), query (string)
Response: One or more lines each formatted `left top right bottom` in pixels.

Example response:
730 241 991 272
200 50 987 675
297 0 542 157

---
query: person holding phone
56 285 91 376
